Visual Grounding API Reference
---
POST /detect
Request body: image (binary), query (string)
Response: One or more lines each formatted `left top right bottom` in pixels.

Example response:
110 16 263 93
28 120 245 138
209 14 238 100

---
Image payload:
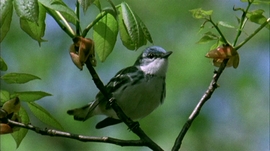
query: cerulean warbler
67 46 172 129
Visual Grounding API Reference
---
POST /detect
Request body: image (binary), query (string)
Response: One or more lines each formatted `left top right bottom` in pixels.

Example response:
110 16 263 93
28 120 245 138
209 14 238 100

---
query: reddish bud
206 44 239 68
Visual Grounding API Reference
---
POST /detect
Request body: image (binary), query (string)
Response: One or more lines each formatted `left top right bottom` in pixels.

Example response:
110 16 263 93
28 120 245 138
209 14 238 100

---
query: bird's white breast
140 58 168 76
113 76 165 120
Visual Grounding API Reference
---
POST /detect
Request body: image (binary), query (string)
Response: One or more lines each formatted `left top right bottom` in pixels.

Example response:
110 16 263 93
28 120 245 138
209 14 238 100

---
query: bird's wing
67 66 143 121
106 66 142 93
95 66 144 109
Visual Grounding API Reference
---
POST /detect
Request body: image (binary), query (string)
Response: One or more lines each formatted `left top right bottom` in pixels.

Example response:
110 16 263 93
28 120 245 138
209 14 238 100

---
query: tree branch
7 119 146 147
84 59 163 150
45 8 75 38
235 18 270 51
172 59 229 151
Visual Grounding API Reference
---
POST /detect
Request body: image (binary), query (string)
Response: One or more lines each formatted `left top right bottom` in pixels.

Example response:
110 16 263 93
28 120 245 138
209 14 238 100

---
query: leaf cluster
1 0 153 62
0 57 62 148
0 0 154 148
190 0 269 68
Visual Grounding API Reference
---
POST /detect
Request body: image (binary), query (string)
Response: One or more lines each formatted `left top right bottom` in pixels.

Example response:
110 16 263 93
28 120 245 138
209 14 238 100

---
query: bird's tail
67 101 98 121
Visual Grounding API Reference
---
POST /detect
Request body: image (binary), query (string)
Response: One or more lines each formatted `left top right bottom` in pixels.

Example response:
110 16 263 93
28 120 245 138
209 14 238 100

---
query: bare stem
45 8 75 38
233 0 252 46
75 1 81 36
82 11 108 37
172 59 229 151
7 119 146 146
235 18 270 50
208 17 229 45
55 11 75 36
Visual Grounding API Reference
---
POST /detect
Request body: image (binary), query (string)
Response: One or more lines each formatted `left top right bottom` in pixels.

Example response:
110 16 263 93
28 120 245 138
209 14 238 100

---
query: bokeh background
1 0 269 151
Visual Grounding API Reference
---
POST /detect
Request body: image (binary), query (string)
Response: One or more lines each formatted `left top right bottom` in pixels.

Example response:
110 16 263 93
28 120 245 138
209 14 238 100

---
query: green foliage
20 3 46 45
38 0 78 24
11 107 29 148
0 57 60 148
0 0 13 42
197 32 219 44
1 0 152 62
117 2 153 50
0 90 10 102
11 91 52 102
246 9 270 29
218 21 235 28
27 102 63 130
0 1 153 148
241 0 270 4
190 8 213 19
191 0 269 68
0 57 8 71
78 0 101 12
93 9 118 62
1 73 41 84
14 0 39 22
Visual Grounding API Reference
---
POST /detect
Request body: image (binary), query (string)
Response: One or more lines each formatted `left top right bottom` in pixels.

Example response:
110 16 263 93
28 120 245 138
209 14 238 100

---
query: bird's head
134 46 172 76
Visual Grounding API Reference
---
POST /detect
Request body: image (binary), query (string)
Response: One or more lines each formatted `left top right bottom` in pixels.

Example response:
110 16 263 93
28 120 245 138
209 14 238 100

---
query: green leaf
27 102 63 130
210 39 225 50
20 3 46 45
78 0 95 13
247 9 270 29
121 2 146 50
93 0 101 11
0 0 13 27
197 32 219 44
39 0 78 24
11 107 29 148
197 35 216 44
0 0 13 42
190 8 213 19
14 0 39 22
12 91 52 102
0 90 10 103
136 13 153 43
118 2 151 50
0 57 8 71
241 0 270 4
218 21 235 28
117 5 135 50
1 73 41 84
93 10 118 62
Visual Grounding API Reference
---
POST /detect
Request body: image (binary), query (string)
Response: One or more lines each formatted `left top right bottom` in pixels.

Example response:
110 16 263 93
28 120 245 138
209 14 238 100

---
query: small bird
67 46 172 129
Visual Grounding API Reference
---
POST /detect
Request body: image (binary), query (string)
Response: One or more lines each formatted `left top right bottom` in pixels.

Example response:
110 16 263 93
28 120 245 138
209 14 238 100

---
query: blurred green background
1 0 269 151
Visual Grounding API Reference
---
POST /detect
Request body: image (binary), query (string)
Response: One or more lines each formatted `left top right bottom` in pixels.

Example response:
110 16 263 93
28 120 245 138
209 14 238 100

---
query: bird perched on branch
67 46 172 129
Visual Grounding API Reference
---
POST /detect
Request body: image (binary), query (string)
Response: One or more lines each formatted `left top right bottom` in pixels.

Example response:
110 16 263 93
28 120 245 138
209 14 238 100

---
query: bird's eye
147 53 154 58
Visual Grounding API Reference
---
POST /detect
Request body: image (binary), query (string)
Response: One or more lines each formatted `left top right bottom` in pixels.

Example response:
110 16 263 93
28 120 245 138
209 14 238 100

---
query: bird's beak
162 51 173 58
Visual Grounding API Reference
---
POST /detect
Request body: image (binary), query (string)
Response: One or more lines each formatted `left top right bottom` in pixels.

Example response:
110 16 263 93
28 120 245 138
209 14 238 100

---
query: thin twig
75 1 81 36
172 59 229 151
235 18 270 50
7 119 145 146
208 17 230 45
81 11 108 37
45 8 75 38
55 11 75 36
233 0 252 46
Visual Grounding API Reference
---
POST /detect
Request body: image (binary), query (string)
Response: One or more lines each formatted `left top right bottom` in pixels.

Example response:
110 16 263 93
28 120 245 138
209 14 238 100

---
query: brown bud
205 44 236 59
69 37 96 70
206 44 239 68
0 124 13 135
